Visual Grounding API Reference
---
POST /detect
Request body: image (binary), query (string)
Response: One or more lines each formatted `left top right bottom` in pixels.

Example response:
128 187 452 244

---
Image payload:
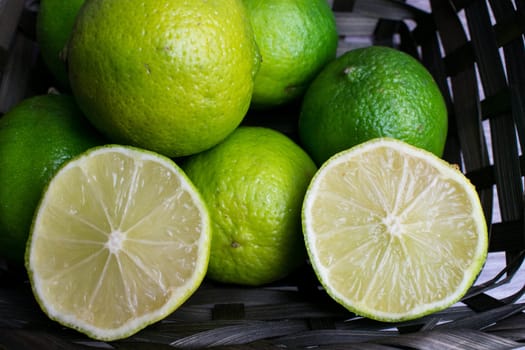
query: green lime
182 126 317 286
302 138 487 321
67 0 260 158
299 46 448 165
0 94 105 263
243 0 338 109
36 0 85 88
26 145 211 340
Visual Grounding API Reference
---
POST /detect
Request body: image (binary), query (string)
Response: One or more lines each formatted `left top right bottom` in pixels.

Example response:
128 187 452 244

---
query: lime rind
182 126 317 286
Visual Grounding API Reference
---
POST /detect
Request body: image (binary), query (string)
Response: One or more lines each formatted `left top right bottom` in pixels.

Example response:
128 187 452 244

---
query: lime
67 0 260 158
36 0 85 88
302 138 488 322
299 46 448 165
26 145 211 341
182 126 317 286
243 0 338 109
0 94 104 263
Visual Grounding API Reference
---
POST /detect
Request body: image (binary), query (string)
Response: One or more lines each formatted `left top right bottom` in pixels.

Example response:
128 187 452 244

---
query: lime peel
182 126 317 286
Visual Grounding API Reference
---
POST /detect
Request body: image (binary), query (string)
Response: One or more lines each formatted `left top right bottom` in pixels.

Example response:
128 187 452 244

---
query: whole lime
36 0 85 88
182 126 317 286
298 46 448 165
67 0 260 158
243 0 338 109
0 94 105 263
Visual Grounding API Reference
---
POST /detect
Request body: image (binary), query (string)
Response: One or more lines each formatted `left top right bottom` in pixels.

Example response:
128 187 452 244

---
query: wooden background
406 0 525 305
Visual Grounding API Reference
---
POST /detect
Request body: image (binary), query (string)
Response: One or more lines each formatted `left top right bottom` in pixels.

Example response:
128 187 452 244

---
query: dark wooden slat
466 0 523 222
489 0 525 164
429 0 494 224
374 328 522 350
352 0 423 21
0 32 38 114
0 0 25 66
169 320 308 349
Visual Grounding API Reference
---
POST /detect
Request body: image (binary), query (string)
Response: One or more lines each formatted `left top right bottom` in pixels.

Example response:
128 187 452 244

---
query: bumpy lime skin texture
243 0 338 109
0 94 104 263
299 46 448 166
67 0 260 158
183 126 317 286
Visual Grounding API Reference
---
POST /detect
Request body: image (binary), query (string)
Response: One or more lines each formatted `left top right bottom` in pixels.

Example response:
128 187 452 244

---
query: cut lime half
26 145 211 340
302 138 488 322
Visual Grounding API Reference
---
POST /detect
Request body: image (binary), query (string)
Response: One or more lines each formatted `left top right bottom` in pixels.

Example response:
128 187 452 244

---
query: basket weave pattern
1 0 525 348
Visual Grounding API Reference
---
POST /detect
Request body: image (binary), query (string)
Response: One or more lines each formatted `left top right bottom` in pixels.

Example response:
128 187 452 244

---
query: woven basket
1 0 525 348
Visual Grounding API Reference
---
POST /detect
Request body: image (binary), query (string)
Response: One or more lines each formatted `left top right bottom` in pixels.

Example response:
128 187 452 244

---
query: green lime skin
0 94 105 263
298 46 448 165
243 0 338 109
66 0 260 158
182 126 317 286
36 0 86 88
